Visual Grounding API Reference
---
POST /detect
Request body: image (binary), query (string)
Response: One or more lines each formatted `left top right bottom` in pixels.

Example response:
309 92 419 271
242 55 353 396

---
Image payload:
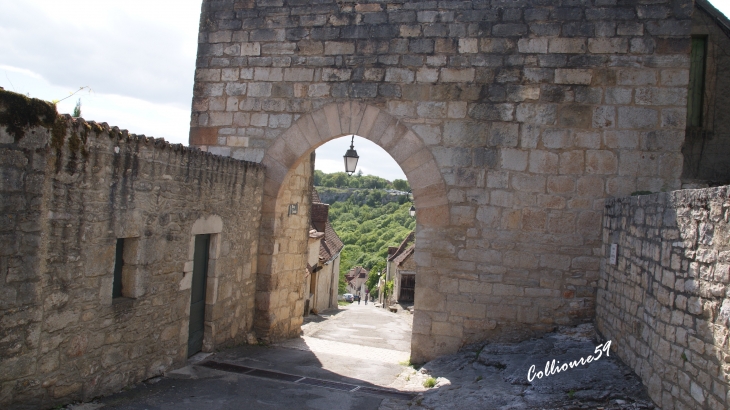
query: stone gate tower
190 0 693 362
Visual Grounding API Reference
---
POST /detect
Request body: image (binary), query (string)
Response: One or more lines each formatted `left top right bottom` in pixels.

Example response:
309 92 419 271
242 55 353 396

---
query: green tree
72 98 81 118
393 179 409 191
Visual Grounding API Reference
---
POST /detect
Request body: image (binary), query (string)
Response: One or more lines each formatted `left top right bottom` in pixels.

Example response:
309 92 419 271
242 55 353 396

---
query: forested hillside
314 171 414 294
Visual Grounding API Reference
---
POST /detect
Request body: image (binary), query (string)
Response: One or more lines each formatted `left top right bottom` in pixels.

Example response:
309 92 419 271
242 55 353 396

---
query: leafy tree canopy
314 170 410 191
317 171 415 294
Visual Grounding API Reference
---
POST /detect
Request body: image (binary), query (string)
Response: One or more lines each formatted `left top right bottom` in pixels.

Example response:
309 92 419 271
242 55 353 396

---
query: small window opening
112 237 141 300
687 36 707 128
113 238 124 298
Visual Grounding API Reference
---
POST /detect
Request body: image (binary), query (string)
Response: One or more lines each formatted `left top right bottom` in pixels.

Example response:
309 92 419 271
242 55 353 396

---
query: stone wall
596 187 730 410
0 91 265 409
191 0 694 361
255 153 313 341
682 0 730 186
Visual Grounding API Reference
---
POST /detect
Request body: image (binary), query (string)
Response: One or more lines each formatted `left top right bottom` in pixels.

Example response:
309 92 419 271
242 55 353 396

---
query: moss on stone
0 89 57 141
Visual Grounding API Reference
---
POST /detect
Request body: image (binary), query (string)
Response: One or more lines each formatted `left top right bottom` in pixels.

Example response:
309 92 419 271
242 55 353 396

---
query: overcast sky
2 0 729 181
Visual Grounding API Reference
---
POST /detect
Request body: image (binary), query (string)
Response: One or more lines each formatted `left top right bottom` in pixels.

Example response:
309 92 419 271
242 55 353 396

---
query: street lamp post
343 135 359 176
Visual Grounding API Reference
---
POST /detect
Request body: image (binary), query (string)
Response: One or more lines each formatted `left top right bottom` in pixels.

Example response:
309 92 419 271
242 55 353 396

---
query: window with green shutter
687 37 707 128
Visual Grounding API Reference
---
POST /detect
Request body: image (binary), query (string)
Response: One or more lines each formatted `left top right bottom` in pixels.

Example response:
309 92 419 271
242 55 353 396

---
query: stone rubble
381 324 654 410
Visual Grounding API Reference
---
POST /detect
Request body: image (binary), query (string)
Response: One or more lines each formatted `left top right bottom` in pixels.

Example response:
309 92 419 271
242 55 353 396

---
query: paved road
82 303 414 410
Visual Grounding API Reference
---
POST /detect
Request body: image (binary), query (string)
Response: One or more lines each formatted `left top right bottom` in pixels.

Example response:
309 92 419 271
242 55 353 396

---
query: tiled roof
309 188 344 263
392 244 414 267
697 0 730 38
319 220 344 262
387 231 415 262
346 266 368 283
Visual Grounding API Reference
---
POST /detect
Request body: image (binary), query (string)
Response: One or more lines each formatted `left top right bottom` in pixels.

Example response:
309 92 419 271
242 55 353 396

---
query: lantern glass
343 150 359 175
409 205 416 217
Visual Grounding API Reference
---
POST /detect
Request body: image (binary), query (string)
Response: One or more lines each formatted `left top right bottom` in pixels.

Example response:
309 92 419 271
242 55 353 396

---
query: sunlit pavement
85 303 414 409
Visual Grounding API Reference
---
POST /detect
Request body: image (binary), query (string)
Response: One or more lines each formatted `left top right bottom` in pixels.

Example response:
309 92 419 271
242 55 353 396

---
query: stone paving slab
276 336 410 365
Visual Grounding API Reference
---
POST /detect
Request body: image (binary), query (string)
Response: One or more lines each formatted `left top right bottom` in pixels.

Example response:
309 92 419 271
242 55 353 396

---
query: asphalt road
78 303 414 410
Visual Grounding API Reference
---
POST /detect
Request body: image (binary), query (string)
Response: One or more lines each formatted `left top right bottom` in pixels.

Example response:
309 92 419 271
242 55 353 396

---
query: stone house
304 190 344 315
386 232 416 304
345 266 368 297
681 0 730 187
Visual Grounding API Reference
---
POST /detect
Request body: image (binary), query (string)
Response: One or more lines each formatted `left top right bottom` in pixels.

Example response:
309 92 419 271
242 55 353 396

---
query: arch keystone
338 102 352 135
348 101 367 134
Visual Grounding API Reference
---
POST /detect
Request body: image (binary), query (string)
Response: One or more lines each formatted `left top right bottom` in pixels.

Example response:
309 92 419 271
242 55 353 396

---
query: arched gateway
254 103 448 360
190 0 691 362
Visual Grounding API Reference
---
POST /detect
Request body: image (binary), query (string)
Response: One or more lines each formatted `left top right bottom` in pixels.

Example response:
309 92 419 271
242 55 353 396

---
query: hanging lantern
409 204 416 217
343 135 359 176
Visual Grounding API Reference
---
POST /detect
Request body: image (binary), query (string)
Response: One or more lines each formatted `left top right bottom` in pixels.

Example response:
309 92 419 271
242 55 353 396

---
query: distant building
345 266 368 297
385 232 415 305
304 190 344 315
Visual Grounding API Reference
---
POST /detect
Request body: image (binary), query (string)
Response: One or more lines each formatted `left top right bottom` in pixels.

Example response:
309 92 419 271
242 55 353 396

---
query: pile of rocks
383 324 654 410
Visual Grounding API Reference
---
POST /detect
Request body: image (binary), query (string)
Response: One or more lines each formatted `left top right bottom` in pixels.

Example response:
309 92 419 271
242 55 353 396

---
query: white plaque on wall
609 243 618 265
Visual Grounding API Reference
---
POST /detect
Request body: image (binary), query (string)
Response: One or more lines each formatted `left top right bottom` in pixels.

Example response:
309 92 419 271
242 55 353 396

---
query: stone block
618 69 657 86
661 69 689 87
195 69 221 82
501 149 528 171
459 38 479 53
559 151 584 175
522 208 547 231
321 68 352 82
283 68 314 82
548 38 586 54
528 150 559 174
618 107 658 129
593 106 616 128
241 42 261 56
512 174 546 193
555 69 592 85
324 41 355 55
515 103 557 125
559 105 593 128
635 87 687 106
577 175 605 196
605 87 632 105
440 68 475 82
416 68 439 83
588 38 628 54
385 68 415 83
542 129 572 149
518 38 548 54
247 83 272 97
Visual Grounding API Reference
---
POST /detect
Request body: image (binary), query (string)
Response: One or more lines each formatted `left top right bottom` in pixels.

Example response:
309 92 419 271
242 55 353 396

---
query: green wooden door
188 234 210 357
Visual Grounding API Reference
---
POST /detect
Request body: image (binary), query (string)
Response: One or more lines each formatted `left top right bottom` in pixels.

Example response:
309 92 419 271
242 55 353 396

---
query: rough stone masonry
190 0 694 363
0 91 266 409
597 187 730 410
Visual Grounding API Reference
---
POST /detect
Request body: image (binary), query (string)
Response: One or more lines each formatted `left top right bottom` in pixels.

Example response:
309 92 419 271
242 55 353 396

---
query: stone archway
254 102 448 360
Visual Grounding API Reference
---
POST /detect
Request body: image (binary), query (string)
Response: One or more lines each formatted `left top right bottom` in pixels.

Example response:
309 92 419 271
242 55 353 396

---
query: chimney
311 203 329 232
